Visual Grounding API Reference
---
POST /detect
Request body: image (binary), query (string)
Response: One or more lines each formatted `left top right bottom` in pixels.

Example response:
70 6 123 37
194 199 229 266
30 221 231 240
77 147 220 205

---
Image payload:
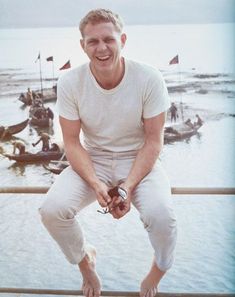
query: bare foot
140 258 165 297
79 246 101 297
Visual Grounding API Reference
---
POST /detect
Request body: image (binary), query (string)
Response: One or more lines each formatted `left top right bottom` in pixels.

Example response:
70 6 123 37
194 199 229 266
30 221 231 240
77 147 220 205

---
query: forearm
65 140 100 190
124 139 163 194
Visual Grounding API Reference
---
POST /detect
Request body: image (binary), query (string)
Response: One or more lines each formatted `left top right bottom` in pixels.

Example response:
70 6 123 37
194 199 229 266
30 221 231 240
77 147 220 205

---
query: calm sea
0 23 235 293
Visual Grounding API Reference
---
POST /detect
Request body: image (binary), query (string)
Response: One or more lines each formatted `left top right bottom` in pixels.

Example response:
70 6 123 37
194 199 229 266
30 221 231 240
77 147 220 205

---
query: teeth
97 56 109 60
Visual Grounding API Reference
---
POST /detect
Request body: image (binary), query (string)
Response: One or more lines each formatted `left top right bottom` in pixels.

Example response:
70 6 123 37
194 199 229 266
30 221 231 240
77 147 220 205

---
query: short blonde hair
79 8 124 37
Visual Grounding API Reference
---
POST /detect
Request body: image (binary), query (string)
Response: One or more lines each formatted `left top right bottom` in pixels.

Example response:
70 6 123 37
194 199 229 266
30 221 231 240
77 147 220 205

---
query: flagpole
178 58 184 122
52 60 55 87
39 53 43 96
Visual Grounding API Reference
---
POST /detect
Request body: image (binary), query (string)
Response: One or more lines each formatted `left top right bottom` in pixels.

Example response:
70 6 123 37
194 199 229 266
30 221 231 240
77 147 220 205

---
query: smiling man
39 9 177 297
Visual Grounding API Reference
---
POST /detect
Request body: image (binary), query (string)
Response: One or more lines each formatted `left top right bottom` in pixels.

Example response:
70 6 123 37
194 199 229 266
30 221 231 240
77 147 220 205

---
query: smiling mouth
96 56 110 61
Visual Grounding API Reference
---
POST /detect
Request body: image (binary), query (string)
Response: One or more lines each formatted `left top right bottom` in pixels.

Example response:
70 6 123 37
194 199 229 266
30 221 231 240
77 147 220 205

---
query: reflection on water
8 162 26 176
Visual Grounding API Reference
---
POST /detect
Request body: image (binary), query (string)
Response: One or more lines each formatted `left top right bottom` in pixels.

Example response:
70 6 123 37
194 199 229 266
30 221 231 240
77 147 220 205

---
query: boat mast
177 60 184 122
39 53 43 96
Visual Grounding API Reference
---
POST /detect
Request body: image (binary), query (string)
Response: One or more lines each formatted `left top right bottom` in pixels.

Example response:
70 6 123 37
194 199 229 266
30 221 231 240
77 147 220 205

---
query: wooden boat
0 119 29 138
30 116 51 127
4 151 64 163
18 88 56 105
29 106 54 127
164 122 202 143
43 160 69 174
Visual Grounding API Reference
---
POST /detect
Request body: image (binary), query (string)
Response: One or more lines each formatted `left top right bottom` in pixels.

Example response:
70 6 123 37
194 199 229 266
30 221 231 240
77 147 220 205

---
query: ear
80 39 85 51
120 33 127 48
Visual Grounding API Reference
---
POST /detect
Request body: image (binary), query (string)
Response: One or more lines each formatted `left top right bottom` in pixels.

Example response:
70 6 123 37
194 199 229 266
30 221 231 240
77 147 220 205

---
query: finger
108 196 122 210
97 196 108 207
103 192 112 204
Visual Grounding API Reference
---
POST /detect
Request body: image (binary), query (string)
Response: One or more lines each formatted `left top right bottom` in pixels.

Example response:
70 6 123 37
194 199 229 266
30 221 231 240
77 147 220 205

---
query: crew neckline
88 58 129 94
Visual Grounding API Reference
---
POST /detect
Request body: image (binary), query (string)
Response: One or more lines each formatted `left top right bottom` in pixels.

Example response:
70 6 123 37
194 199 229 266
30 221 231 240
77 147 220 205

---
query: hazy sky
0 0 234 28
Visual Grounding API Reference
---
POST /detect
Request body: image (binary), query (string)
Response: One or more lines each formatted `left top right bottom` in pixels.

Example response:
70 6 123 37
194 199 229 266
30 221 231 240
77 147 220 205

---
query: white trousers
39 149 177 271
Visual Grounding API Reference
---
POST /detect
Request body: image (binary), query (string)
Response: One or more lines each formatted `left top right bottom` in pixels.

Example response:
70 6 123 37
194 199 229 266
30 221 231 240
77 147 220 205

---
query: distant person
26 88 33 105
32 132 50 151
12 140 26 155
39 8 177 297
185 118 194 129
194 114 203 127
49 143 60 152
46 107 54 120
169 102 178 122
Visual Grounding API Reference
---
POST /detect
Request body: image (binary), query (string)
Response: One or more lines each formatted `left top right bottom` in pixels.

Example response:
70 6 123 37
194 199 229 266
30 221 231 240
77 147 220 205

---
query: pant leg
39 166 97 264
131 161 177 272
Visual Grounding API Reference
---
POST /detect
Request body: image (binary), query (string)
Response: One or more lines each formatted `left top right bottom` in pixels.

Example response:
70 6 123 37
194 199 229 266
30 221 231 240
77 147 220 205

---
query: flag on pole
35 52 40 63
169 55 179 65
46 56 53 62
59 60 71 70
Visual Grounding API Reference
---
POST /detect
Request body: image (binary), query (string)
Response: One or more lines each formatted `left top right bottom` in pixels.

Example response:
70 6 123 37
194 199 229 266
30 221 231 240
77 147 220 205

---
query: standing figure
32 132 50 151
169 102 178 122
26 88 33 105
12 140 26 155
39 9 177 297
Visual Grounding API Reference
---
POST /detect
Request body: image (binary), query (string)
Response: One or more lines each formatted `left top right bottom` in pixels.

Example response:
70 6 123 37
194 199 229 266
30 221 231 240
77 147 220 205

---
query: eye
87 39 97 45
105 37 115 43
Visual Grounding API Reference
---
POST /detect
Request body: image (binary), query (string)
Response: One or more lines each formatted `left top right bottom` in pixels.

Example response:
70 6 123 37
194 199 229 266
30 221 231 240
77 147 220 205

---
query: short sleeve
55 74 80 120
143 69 170 119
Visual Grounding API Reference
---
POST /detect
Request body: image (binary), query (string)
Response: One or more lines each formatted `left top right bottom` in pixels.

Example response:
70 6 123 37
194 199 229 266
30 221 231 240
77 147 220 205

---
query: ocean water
0 23 235 293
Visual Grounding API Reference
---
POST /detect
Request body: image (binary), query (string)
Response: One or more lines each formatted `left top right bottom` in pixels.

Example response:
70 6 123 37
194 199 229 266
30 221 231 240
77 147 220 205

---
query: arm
59 116 111 207
32 138 41 147
110 111 166 219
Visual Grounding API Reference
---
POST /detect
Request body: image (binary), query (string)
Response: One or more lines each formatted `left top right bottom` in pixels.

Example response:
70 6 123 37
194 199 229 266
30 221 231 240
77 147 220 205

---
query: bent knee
141 206 177 234
39 197 76 226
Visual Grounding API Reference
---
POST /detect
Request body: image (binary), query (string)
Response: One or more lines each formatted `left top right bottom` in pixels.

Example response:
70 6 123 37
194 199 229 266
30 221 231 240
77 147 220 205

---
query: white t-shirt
56 59 170 152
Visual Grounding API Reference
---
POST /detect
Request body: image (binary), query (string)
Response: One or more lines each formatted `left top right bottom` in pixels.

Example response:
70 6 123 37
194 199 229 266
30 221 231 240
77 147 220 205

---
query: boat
29 106 54 127
30 116 51 127
43 160 69 174
18 88 56 105
164 122 202 143
4 151 64 163
0 119 29 139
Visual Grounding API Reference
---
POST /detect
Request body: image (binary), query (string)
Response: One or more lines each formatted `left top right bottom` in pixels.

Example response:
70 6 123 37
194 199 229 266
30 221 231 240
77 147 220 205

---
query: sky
0 0 235 28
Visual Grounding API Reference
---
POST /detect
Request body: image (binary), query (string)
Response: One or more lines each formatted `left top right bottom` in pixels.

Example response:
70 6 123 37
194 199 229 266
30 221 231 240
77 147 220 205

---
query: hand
109 196 131 219
93 181 112 208
108 185 132 219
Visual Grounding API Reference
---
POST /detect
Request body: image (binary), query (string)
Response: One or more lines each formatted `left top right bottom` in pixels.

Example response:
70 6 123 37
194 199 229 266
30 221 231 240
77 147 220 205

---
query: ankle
79 254 93 272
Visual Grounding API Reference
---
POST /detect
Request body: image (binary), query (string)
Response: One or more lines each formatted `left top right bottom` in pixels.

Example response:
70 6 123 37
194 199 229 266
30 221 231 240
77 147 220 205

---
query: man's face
80 22 126 73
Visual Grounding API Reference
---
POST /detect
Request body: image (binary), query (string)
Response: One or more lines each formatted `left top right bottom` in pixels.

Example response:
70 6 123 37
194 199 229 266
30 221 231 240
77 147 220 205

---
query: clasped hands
95 183 131 219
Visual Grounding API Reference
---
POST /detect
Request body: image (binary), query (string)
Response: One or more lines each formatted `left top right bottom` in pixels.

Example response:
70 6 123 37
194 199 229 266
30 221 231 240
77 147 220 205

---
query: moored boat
164 122 202 143
4 151 64 163
30 116 51 127
0 119 29 139
18 88 56 105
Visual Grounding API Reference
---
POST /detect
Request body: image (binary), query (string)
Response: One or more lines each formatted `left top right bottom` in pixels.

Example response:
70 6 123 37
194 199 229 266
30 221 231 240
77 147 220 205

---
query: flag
35 52 40 63
46 56 53 62
59 60 71 70
169 55 179 65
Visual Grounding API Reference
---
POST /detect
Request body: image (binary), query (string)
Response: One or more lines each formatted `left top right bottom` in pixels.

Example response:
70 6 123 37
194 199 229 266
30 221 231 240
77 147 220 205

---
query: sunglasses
97 186 127 214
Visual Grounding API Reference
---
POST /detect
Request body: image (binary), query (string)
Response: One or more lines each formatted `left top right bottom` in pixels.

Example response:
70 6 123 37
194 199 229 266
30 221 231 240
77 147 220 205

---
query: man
12 140 26 155
32 132 50 151
26 88 33 105
194 114 203 127
169 102 178 122
39 9 177 297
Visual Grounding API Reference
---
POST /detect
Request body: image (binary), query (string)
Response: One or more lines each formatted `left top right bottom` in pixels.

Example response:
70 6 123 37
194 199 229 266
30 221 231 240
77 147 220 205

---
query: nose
97 41 108 52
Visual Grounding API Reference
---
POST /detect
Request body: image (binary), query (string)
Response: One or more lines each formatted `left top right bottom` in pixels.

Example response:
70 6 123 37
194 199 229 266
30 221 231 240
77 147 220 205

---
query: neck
90 57 125 90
